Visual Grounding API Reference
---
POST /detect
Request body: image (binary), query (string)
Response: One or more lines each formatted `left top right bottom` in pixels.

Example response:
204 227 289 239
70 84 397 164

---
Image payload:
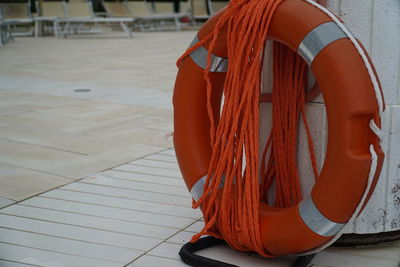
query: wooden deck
0 149 399 266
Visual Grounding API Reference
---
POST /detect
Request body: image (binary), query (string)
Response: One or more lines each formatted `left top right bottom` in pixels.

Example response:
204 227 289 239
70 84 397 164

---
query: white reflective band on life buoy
190 175 225 201
298 21 348 65
298 197 345 237
189 36 228 72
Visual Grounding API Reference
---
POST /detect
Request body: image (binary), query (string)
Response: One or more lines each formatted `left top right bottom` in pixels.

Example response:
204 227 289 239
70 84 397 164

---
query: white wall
260 0 400 233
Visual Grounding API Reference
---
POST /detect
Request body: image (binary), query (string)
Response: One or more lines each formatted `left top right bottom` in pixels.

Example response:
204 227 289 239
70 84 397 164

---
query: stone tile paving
0 31 190 202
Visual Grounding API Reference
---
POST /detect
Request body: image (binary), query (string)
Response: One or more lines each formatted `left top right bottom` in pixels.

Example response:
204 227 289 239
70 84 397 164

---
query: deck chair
34 1 66 37
0 20 4 45
153 1 188 30
210 0 227 14
125 1 152 17
58 0 134 37
0 1 33 36
0 19 14 45
66 0 94 18
125 1 157 31
191 0 210 21
102 1 138 32
102 1 131 17
126 1 184 31
154 2 173 13
180 1 190 14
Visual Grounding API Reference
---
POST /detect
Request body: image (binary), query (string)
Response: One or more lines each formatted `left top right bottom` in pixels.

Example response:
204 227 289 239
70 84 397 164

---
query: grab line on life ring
173 0 385 256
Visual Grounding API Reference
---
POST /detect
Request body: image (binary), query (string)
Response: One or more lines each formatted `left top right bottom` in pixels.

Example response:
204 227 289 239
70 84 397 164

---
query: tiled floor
0 31 189 204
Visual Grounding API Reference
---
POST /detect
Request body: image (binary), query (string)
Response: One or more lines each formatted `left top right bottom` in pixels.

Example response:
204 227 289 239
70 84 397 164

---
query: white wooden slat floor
158 150 176 157
1 205 177 239
1 149 399 267
129 159 179 170
81 175 189 197
101 170 186 187
114 164 183 179
20 197 194 229
61 181 191 207
39 189 200 219
0 228 140 263
0 259 36 267
0 213 161 252
144 153 178 163
0 198 15 210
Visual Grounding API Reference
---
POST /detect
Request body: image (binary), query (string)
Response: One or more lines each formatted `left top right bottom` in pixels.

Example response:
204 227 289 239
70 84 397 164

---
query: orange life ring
173 0 385 256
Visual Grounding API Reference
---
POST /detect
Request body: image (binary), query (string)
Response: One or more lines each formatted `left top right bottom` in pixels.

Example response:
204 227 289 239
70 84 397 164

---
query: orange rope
261 42 318 207
177 0 318 256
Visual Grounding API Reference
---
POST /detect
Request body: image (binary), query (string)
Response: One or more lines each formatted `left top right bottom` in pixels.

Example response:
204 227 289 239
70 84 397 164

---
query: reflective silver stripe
190 175 225 201
298 197 345 237
298 22 348 65
189 36 228 72
190 176 207 201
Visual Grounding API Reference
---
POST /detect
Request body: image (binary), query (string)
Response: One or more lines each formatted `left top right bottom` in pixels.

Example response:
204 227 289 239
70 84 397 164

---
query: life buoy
173 0 385 256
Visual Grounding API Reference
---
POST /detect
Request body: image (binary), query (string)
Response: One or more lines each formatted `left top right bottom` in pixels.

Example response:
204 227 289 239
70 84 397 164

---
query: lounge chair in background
124 0 152 17
124 0 155 31
125 1 187 31
154 1 173 13
102 1 131 17
210 0 227 14
0 19 14 45
153 1 189 30
179 0 190 14
34 1 66 37
0 0 33 36
58 0 135 38
190 0 210 21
